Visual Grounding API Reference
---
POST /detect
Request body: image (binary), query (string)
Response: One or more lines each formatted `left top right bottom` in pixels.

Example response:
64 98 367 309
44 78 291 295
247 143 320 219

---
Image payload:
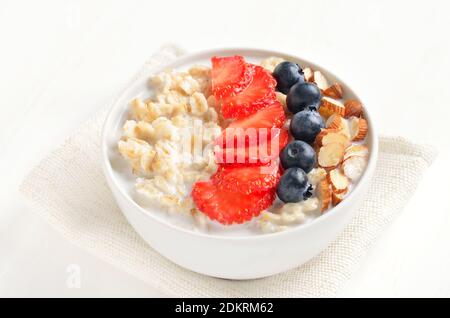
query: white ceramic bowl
102 48 378 280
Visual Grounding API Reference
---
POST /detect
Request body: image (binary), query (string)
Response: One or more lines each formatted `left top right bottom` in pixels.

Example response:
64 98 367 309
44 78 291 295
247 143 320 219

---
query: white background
1 0 449 297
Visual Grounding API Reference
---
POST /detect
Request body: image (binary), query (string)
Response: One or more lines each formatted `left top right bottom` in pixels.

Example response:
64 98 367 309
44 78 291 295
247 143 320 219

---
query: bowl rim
101 47 379 241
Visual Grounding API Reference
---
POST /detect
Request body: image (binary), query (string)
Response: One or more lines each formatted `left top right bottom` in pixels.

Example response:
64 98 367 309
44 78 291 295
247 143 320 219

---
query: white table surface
1 0 450 297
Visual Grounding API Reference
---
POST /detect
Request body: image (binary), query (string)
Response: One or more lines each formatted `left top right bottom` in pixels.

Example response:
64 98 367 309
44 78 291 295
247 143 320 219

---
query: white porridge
117 56 369 235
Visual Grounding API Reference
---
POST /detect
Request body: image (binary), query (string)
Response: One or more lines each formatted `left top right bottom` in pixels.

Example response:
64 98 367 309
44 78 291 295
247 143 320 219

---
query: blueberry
273 61 305 94
280 140 316 172
276 168 312 203
286 82 322 114
290 110 325 143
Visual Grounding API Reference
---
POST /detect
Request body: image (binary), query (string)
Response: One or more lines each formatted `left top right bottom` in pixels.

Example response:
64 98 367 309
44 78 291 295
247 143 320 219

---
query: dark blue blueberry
280 140 316 172
286 82 322 114
276 168 312 203
272 61 305 94
290 110 325 143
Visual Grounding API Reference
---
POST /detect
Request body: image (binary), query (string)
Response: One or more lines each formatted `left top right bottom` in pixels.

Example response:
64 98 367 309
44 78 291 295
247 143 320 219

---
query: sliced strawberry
213 163 280 195
221 64 277 119
228 100 286 130
211 56 253 99
215 128 289 165
192 180 275 225
215 101 286 148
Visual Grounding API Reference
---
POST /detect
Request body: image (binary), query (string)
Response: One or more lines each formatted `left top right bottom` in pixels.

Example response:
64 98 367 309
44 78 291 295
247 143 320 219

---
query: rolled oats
118 68 222 215
260 56 284 73
118 138 156 176
257 197 320 233
189 92 209 116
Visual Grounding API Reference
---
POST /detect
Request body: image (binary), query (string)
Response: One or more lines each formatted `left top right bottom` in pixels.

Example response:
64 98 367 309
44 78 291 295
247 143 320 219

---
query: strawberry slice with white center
211 56 253 99
227 100 286 130
191 180 276 225
215 128 289 165
221 64 277 119
215 100 286 147
213 162 281 195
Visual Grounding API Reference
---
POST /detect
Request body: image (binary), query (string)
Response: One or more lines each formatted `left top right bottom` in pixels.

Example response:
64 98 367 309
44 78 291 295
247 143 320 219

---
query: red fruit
228 100 286 130
215 128 289 165
213 163 281 195
191 181 276 225
221 64 277 119
215 101 286 147
211 56 253 99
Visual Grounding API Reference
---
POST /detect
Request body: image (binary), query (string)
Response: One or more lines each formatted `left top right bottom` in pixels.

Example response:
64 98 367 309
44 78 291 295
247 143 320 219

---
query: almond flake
317 179 332 212
327 169 350 193
348 116 368 141
318 142 345 168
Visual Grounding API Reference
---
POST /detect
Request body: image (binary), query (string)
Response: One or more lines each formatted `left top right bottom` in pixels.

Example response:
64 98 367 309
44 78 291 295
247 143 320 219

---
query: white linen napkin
20 45 437 297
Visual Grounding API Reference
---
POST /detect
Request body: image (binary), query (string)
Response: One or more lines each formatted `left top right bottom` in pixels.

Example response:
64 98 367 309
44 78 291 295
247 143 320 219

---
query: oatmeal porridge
117 55 369 234
118 65 222 224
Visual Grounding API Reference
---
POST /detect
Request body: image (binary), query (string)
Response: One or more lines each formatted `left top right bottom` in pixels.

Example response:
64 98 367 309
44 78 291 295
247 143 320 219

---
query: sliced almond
344 145 369 161
319 106 335 120
321 96 346 118
315 128 338 144
355 118 368 141
344 100 363 118
322 132 350 148
324 83 343 99
313 71 329 90
303 67 314 82
326 114 345 130
342 156 368 181
326 114 351 139
315 129 350 148
340 118 351 139
332 192 346 206
318 142 345 168
312 70 343 98
317 179 332 212
348 116 368 141
327 169 350 194
307 167 327 186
